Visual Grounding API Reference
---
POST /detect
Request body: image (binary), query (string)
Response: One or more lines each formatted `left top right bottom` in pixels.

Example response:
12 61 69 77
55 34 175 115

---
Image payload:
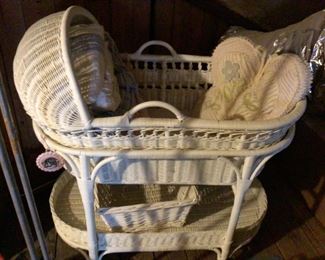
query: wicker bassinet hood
13 6 97 131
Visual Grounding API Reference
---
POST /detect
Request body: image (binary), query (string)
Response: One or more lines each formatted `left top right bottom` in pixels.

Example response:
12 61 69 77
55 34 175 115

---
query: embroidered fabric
195 37 312 121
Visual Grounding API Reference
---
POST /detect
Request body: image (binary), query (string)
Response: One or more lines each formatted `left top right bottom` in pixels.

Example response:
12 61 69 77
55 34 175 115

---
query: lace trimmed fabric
228 53 312 120
195 37 312 121
194 37 266 120
224 10 325 115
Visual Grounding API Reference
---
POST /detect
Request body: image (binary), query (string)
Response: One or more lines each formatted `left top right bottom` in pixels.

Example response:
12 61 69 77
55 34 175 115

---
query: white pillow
70 24 121 113
195 37 312 121
228 53 312 120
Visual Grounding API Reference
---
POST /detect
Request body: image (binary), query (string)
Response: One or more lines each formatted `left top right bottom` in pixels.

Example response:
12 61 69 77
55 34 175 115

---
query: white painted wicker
13 6 137 131
13 6 305 151
13 8 94 130
50 172 267 253
41 127 294 260
93 157 239 185
95 184 198 232
14 6 307 260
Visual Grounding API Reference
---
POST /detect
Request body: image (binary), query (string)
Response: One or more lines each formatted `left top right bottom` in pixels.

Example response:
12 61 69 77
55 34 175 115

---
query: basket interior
95 184 192 208
121 57 213 116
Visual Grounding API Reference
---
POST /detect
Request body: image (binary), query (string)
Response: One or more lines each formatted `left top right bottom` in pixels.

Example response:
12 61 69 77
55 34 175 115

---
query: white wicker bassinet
14 6 307 260
29 30 306 189
13 7 305 152
29 43 305 155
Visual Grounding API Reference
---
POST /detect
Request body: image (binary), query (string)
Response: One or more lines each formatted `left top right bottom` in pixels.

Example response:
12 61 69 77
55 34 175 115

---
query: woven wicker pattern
126 60 212 114
14 11 84 130
14 8 303 151
43 124 289 150
13 7 135 131
94 157 238 185
50 172 267 252
95 184 197 232
38 46 302 150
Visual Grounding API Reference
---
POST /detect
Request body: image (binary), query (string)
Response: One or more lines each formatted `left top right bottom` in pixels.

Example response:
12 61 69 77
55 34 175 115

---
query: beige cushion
195 37 311 121
194 37 266 120
228 54 312 120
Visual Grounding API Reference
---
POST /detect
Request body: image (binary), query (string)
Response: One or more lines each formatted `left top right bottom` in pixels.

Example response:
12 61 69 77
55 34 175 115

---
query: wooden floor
34 157 324 260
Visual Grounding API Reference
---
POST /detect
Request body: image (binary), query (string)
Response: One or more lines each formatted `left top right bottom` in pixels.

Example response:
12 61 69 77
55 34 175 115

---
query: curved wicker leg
77 155 98 260
75 248 90 260
213 247 222 259
220 157 255 260
220 184 248 260
98 250 112 260
231 184 236 195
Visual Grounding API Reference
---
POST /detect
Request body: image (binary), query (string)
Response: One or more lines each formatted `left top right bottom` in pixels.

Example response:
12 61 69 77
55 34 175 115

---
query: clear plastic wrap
224 10 325 115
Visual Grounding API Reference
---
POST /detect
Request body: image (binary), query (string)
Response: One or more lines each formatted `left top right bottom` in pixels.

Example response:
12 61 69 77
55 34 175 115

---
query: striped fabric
196 37 311 121
228 54 312 120
195 37 266 120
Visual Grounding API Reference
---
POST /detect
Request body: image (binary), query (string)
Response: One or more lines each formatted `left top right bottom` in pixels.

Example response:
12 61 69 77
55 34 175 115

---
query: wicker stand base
50 172 267 257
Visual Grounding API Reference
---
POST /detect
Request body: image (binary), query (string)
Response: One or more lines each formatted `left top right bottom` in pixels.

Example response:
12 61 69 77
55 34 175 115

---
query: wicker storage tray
95 183 198 232
50 171 267 253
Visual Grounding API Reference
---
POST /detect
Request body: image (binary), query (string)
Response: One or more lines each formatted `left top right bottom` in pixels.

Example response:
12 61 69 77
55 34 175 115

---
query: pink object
36 151 64 172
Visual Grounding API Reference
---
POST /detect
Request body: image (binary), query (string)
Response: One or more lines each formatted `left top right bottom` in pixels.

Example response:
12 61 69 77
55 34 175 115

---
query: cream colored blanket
195 37 312 121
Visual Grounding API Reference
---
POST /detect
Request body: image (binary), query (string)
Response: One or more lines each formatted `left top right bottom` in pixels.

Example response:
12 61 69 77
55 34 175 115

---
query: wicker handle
126 101 186 122
135 40 178 57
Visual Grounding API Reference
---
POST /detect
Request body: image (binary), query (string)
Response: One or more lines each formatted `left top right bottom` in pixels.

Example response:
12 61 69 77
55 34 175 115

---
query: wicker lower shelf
50 172 267 254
